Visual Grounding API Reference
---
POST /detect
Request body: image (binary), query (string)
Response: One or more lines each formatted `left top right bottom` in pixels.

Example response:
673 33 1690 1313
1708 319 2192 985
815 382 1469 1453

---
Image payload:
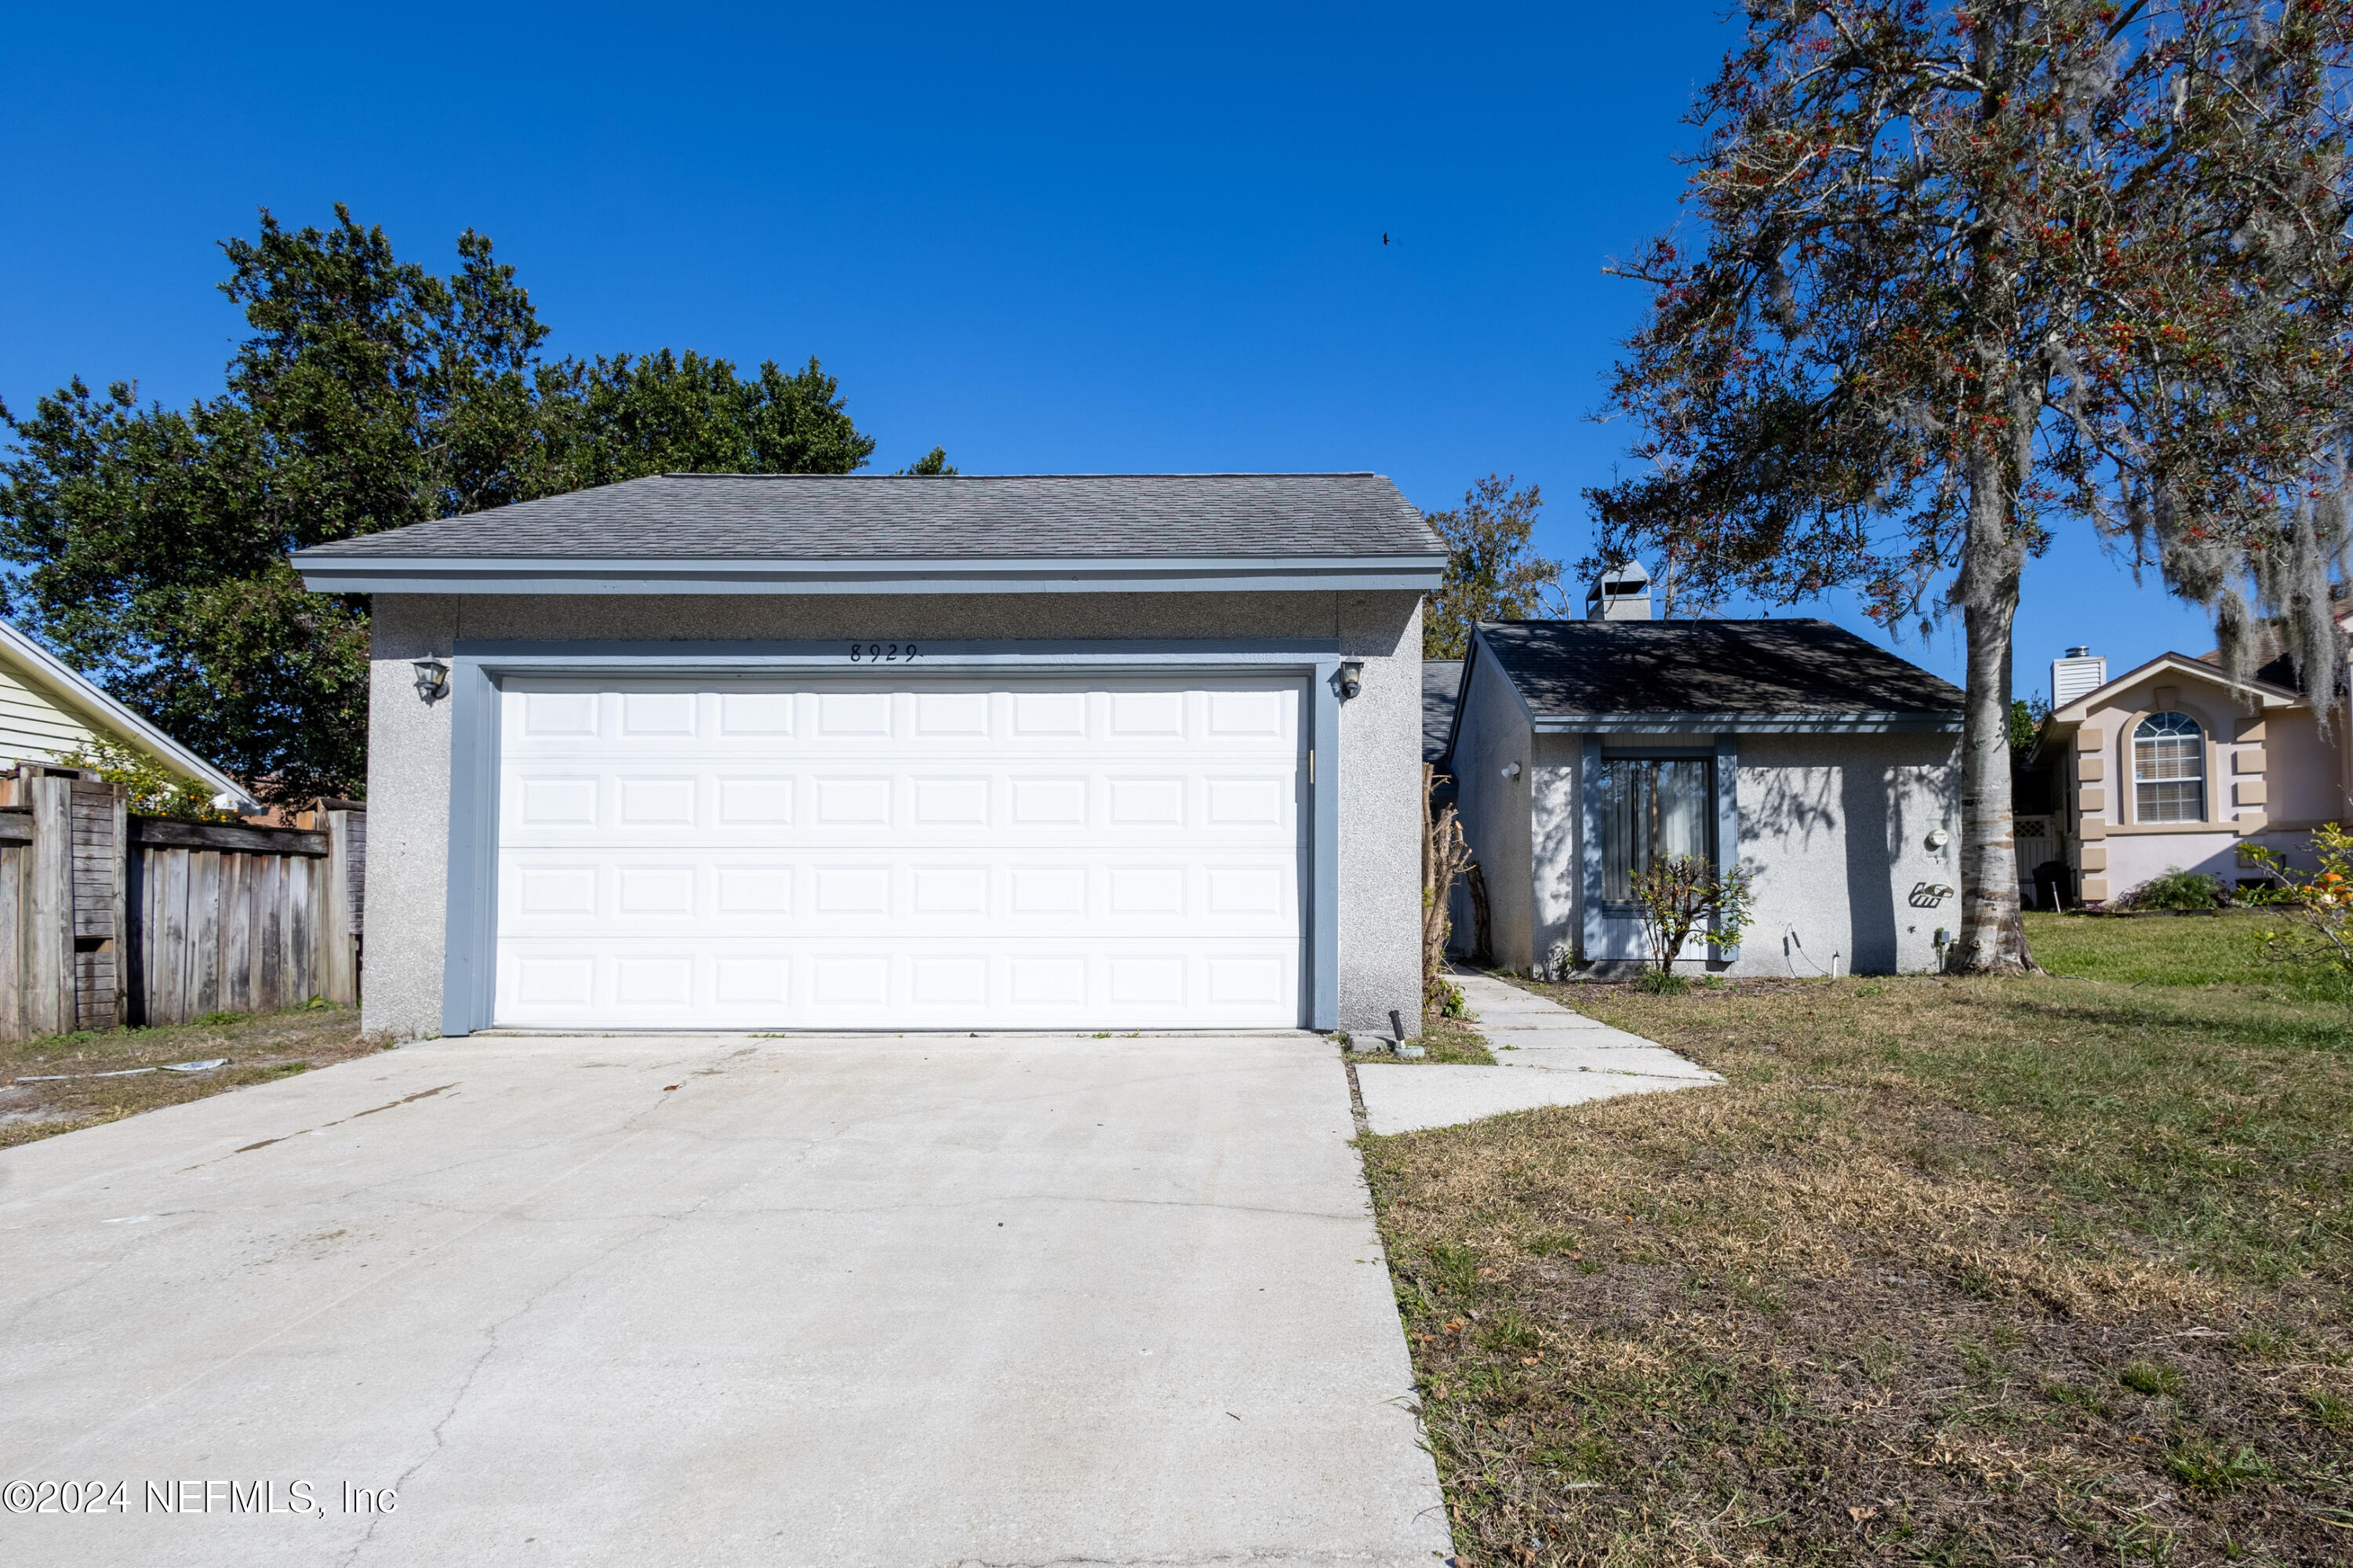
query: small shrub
2246 824 2353 1008
1627 854 1757 974
55 737 238 821
196 1010 245 1027
2116 868 2223 912
1632 970 1690 995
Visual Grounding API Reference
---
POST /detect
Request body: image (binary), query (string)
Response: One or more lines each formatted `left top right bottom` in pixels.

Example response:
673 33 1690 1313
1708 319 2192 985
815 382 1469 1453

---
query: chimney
1585 562 1653 622
2052 646 2106 706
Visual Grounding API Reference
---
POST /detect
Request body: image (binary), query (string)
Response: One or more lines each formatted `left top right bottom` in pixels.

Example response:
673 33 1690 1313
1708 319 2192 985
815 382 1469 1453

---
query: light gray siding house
1444 591 1965 977
292 473 1444 1039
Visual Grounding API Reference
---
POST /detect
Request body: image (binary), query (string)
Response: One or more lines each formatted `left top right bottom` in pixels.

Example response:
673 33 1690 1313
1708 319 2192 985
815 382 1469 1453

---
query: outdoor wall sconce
1925 827 1951 855
412 654 450 704
1500 761 1523 780
1335 660 1364 700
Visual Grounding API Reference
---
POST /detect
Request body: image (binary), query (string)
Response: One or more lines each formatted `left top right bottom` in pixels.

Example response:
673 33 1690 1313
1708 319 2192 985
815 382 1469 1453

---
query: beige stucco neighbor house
2021 642 2347 906
0 618 254 808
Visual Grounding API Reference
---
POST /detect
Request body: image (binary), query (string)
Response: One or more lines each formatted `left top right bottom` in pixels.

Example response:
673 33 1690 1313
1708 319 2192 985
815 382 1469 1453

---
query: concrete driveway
0 1032 1449 1567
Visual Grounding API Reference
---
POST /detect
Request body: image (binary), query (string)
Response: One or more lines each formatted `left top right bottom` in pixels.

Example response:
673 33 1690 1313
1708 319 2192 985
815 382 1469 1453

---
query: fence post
23 768 73 1037
0 773 26 1042
318 801 365 1005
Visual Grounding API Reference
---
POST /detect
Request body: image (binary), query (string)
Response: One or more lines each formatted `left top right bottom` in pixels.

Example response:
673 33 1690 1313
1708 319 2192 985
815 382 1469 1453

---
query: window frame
2130 709 2208 826
1591 751 1718 910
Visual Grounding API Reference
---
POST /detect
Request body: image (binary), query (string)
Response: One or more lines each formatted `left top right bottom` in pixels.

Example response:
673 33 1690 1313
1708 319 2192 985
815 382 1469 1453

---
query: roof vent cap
2053 648 2107 706
1586 561 1653 622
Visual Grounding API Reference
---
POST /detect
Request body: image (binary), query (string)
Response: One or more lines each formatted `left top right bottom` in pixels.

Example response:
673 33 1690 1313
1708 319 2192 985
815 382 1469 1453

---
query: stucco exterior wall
1446 646 1536 970
364 595 462 1040
1734 732 1960 976
1334 595 1426 1034
2262 706 2344 826
361 589 1424 1039
1527 731 1583 970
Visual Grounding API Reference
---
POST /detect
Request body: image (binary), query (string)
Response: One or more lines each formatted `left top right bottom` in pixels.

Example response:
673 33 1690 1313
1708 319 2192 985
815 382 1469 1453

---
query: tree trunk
1951 449 2035 973
1464 861 1493 966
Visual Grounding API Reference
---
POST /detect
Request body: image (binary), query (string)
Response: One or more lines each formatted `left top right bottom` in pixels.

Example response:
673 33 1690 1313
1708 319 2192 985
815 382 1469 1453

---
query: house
2018 639 2348 906
0 618 255 810
290 472 1445 1039
1442 569 1964 976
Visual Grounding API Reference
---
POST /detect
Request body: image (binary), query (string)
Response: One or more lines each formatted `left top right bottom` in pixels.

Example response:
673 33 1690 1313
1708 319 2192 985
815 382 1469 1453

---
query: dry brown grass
0 1003 376 1148
1363 961 2353 1566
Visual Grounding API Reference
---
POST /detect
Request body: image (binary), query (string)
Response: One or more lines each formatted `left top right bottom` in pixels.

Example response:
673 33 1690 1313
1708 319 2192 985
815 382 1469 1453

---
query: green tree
0 206 897 803
2008 697 2049 759
899 446 958 475
1585 1 2353 972
1422 475 1566 658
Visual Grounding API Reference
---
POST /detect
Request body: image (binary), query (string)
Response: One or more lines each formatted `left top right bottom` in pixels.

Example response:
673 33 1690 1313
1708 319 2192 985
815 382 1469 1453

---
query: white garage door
493 675 1305 1031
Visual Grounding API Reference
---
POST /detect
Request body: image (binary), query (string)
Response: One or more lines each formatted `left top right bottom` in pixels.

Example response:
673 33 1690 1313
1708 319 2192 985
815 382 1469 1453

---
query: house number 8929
847 643 918 662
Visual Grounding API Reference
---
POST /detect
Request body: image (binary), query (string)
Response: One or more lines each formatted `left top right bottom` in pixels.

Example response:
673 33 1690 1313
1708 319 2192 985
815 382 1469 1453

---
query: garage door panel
496 940 1305 1030
494 676 1304 1030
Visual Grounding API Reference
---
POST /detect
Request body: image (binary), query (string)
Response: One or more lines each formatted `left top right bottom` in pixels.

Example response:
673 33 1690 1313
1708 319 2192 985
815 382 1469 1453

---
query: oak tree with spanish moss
1587 0 2353 970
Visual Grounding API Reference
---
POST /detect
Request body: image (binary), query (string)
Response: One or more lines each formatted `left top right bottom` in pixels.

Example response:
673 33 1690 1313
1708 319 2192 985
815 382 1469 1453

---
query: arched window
2133 711 2206 824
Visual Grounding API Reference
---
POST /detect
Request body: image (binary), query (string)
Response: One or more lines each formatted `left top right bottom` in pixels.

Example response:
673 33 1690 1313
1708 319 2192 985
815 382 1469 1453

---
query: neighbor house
291 472 1445 1040
1442 566 1964 976
2019 638 2348 906
0 618 255 809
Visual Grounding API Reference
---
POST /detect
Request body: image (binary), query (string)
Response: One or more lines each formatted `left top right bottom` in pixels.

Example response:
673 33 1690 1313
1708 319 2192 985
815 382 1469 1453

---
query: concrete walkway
1355 970 1721 1135
0 1031 1449 1567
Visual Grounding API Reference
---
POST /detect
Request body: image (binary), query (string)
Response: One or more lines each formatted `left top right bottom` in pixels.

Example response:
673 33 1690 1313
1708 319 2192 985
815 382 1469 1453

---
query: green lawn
2026 907 2349 1002
1363 919 2353 1567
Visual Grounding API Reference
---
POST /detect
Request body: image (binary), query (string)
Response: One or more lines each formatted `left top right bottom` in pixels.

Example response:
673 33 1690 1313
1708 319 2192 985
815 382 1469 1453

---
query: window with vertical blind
1594 756 1712 900
2133 711 2206 823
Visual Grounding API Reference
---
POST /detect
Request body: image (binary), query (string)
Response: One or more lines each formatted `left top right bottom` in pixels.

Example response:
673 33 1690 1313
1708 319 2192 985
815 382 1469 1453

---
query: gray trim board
1537 713 1961 734
437 638 1346 1035
1311 669 1340 1029
295 555 1444 596
443 657 501 1039
1712 733 1741 962
1579 735 1603 966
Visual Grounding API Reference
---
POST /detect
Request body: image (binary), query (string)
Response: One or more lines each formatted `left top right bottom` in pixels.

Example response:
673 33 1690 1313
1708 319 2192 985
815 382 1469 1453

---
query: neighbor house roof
1423 659 1463 765
1466 619 1964 735
2025 650 2310 770
2047 651 2304 728
291 473 1447 595
0 620 256 808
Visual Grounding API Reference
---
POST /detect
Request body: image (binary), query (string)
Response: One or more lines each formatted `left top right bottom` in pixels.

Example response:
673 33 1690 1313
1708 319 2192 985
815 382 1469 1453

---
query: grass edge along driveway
1362 913 2353 1567
1 1003 374 1148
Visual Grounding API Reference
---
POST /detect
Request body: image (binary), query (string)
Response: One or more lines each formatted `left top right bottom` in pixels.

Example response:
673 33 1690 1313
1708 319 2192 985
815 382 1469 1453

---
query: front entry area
492 675 1307 1031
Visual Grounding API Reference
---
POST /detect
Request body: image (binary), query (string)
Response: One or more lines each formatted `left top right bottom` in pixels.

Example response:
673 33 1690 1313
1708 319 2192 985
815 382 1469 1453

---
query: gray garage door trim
440 639 1346 1035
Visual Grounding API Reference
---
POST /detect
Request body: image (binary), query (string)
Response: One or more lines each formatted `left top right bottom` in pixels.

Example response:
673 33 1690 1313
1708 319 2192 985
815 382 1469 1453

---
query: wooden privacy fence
0 766 366 1040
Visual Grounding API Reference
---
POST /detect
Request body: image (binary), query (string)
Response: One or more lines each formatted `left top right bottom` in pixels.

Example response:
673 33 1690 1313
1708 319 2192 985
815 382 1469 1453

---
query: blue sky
0 2 2224 700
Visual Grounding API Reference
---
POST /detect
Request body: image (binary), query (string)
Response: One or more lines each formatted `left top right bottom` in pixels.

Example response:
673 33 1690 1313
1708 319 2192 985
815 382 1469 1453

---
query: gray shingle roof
1479 620 1962 718
1423 660 1463 762
299 472 1442 560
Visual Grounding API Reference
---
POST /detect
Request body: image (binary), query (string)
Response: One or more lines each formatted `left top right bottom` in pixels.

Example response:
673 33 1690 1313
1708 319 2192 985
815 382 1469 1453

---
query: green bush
2116 868 2223 912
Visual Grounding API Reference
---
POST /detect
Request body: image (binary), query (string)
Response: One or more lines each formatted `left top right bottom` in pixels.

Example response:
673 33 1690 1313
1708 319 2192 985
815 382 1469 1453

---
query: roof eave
1530 711 1963 734
2049 649 2308 724
290 553 1447 595
0 620 258 808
